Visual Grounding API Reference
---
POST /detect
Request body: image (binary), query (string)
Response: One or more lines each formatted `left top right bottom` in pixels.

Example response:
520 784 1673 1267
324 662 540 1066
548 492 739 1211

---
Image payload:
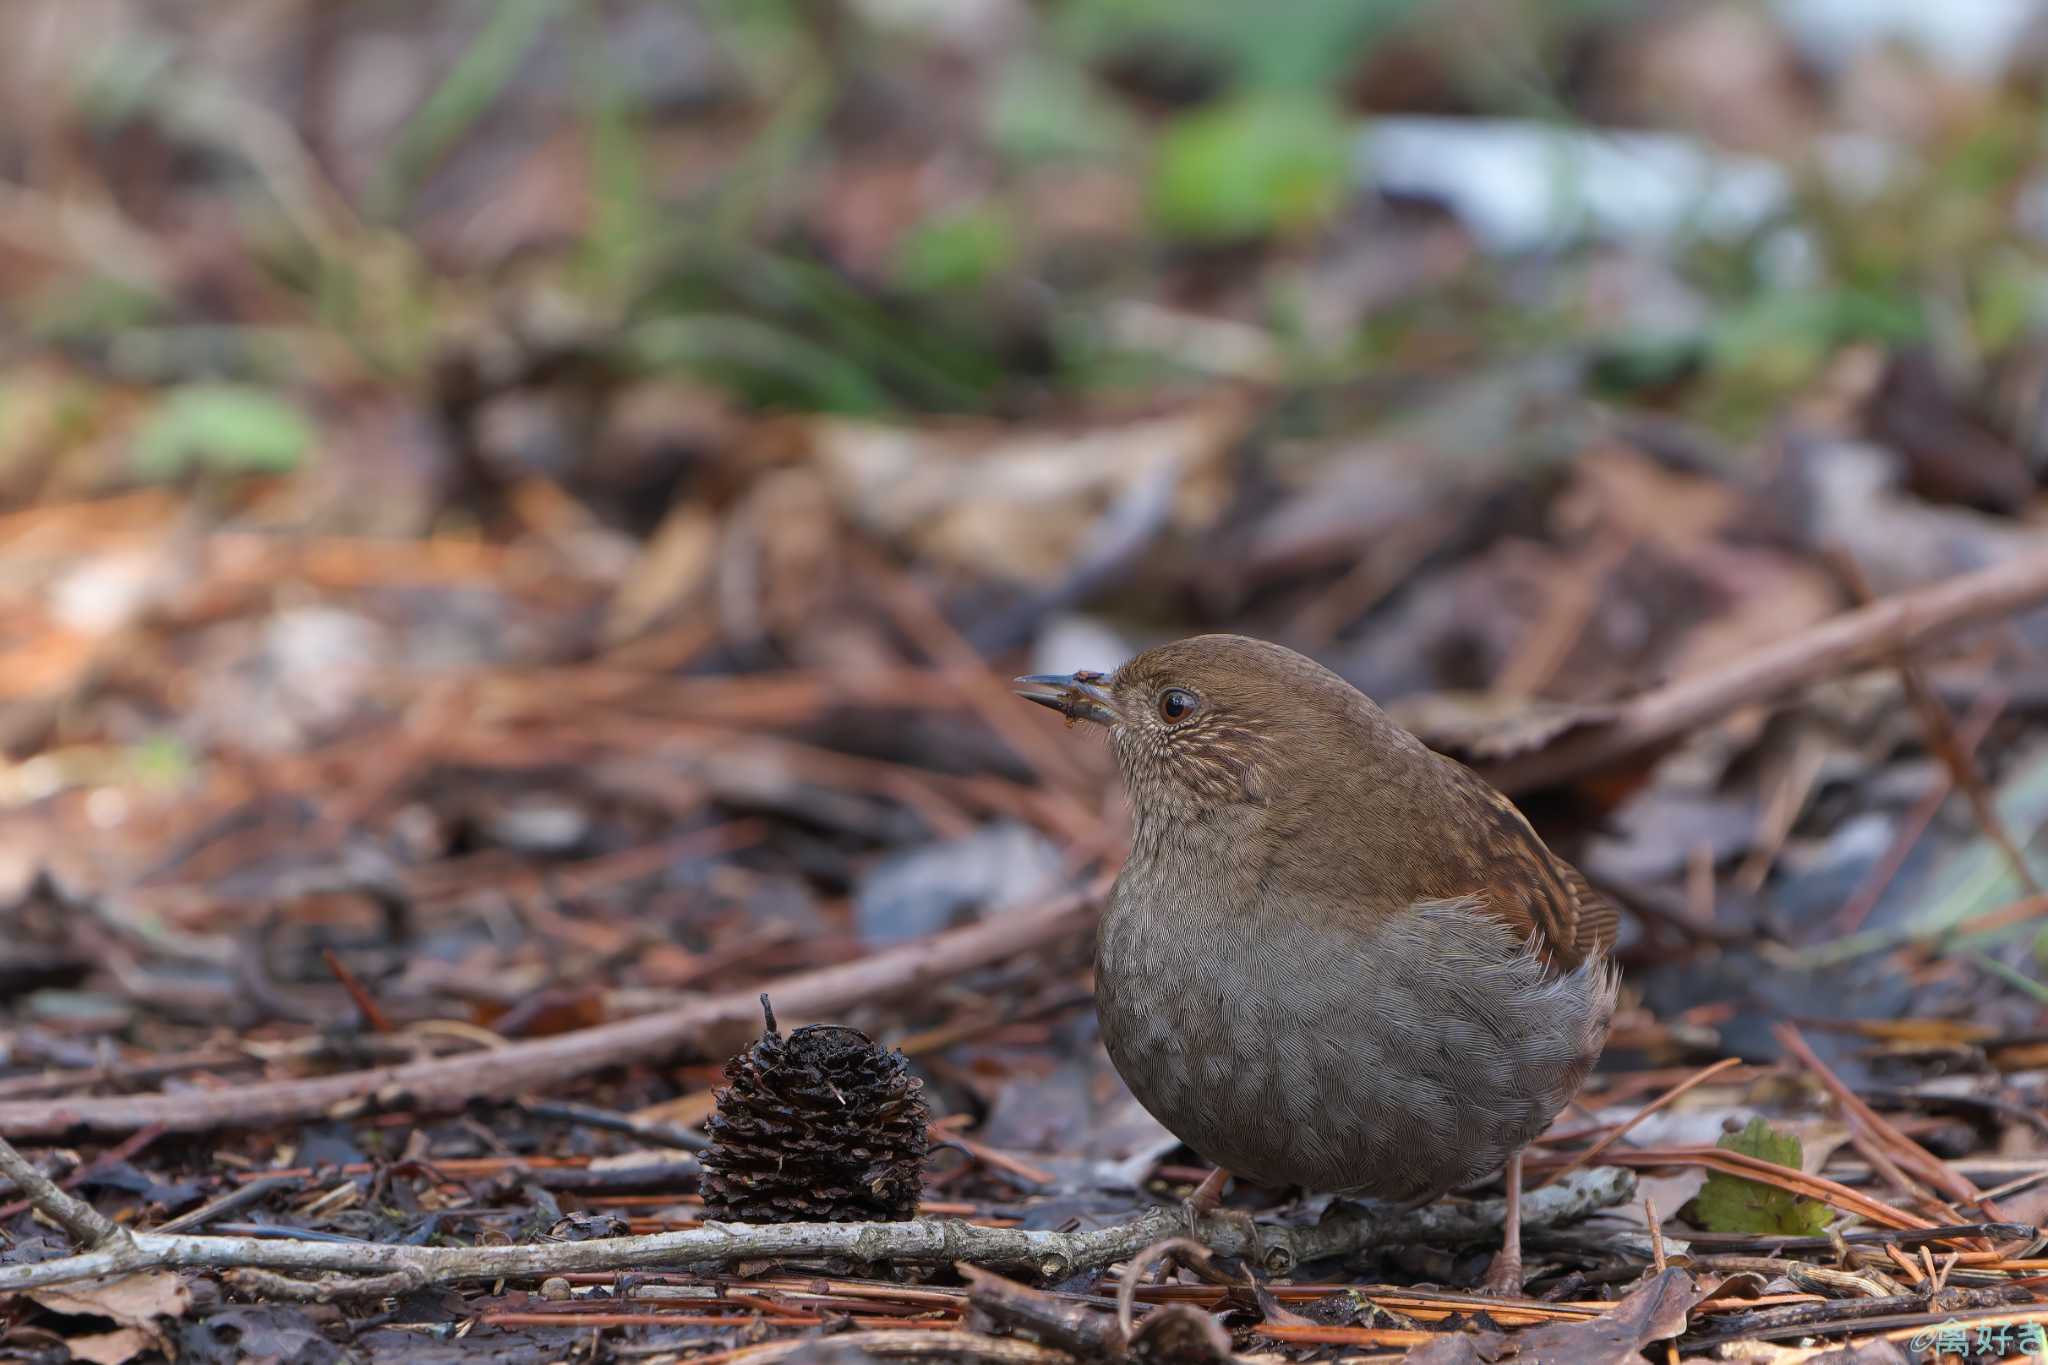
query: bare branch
0 1166 1634 1296
0 1134 132 1251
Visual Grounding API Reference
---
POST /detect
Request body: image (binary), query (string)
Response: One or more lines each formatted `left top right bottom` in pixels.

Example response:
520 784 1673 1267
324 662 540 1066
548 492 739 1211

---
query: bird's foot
1178 1170 1269 1272
1477 1246 1525 1298
1187 1203 1268 1270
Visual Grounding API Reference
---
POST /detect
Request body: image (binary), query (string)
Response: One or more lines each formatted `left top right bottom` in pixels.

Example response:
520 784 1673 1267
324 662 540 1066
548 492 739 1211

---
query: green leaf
1151 94 1351 242
131 385 314 480
1692 1118 1832 1236
893 208 1016 294
1722 1115 1803 1168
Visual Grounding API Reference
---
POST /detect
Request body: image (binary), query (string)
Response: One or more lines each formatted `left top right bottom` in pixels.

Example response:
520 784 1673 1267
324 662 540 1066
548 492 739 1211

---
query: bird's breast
1094 869 1614 1200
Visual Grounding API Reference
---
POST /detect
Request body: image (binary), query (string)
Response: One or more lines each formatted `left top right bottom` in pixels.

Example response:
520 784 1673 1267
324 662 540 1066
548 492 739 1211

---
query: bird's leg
1184 1167 1232 1218
1477 1150 1525 1297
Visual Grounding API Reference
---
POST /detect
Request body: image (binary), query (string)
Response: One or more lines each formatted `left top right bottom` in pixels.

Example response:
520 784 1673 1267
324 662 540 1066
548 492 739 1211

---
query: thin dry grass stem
1775 1023 2006 1224
1685 842 1717 931
938 1141 1056 1190
1830 684 2008 934
1560 1147 1932 1230
320 948 394 1033
1835 553 2040 896
1929 891 2048 942
687 1329 1074 1365
865 553 1102 802
1534 1056 1745 1189
1288 509 1462 648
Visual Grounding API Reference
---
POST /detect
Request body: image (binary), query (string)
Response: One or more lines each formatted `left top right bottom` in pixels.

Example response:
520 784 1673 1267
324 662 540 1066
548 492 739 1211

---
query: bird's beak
1013 671 1119 727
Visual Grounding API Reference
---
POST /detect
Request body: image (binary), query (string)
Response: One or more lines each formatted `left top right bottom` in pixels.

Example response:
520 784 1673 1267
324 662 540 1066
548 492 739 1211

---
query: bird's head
1015 633 1379 819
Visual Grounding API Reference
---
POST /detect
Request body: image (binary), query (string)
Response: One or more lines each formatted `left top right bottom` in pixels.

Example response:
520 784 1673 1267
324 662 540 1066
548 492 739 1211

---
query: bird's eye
1157 688 1198 723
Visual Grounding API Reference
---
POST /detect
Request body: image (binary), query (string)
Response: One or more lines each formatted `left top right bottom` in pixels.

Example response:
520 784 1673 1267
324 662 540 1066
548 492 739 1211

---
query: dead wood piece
961 1264 1124 1359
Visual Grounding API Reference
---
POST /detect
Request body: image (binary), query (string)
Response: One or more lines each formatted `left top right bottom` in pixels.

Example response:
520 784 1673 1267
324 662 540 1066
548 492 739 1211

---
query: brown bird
1015 634 1616 1293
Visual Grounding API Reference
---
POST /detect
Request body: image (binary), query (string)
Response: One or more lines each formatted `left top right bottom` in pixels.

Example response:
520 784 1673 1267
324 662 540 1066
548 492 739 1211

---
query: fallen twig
1482 550 2048 794
153 1174 304 1235
513 1098 710 1153
0 1134 130 1251
0 1165 1635 1295
693 1328 1075 1365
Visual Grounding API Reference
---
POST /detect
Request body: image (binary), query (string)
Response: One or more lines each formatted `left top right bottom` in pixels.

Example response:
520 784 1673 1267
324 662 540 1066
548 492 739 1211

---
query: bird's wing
1453 772 1619 973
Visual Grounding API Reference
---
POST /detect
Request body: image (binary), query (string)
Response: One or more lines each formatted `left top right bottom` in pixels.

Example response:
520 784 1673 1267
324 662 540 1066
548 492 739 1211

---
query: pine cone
700 996 929 1222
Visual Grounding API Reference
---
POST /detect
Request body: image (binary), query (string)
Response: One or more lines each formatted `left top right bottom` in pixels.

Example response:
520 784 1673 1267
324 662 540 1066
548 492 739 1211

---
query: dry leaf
1407 1268 1707 1363
808 396 1247 587
62 1327 156 1365
28 1270 190 1364
27 1271 191 1328
605 501 719 644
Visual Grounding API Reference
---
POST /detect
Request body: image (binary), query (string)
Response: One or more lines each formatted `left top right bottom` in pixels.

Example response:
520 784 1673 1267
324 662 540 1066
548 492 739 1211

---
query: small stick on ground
321 948 394 1033
1775 1022 2006 1223
154 1174 303 1234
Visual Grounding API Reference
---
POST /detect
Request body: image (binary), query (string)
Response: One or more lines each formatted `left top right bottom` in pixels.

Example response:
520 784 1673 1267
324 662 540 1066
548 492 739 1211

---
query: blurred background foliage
7 0 2047 458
